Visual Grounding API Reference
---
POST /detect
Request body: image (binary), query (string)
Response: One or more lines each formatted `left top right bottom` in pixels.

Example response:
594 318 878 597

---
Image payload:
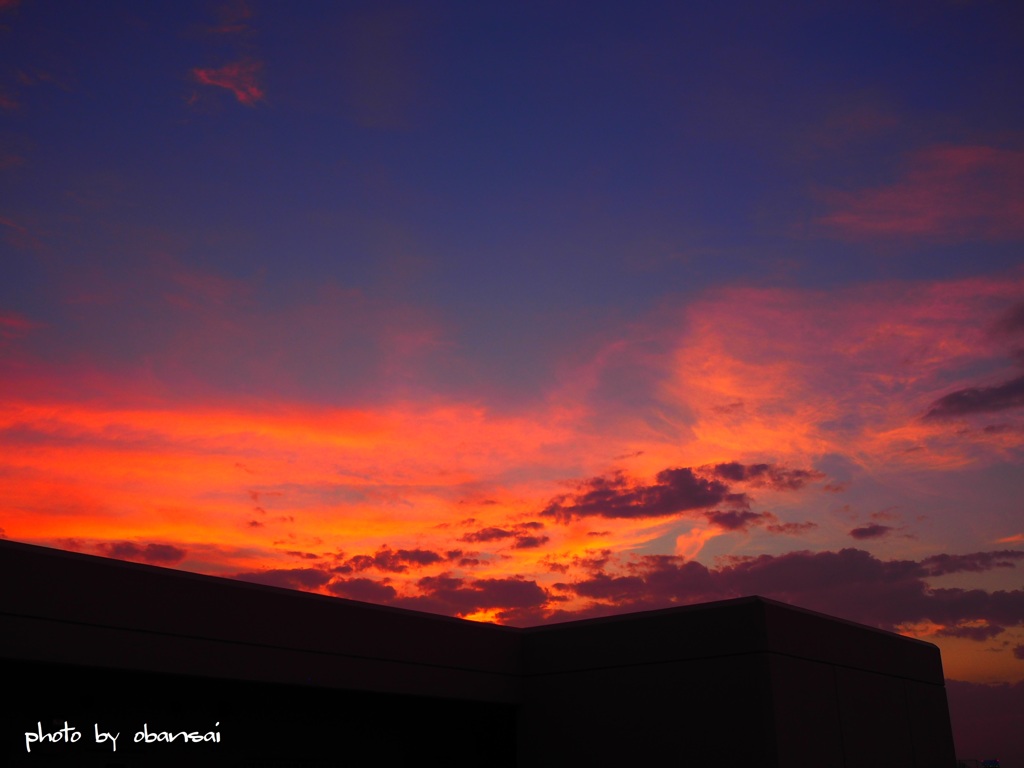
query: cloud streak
816 145 1024 242
192 59 264 105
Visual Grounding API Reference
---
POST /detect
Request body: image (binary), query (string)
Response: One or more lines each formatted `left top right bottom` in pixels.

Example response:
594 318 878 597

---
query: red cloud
191 59 264 105
816 145 1024 242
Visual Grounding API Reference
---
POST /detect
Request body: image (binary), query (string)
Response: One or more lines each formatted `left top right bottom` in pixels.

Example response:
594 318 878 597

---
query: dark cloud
557 572 647 602
513 535 549 549
96 541 187 565
1015 645 1024 661
462 522 548 549
541 468 743 524
234 567 331 590
285 550 320 560
326 577 398 603
397 548 443 566
393 574 548 622
707 510 816 536
461 527 513 543
219 545 1024 640
574 550 614 572
849 523 893 540
765 520 818 535
924 373 1024 419
705 509 765 531
551 548 1024 636
704 462 824 490
920 550 1024 576
335 545 443 573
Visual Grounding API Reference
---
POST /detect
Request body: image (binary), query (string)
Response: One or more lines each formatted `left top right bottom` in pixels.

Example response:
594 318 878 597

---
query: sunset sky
2 0 1023 759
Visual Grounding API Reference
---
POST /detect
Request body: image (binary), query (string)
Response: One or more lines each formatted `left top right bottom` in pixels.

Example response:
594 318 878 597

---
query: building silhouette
1 539 957 767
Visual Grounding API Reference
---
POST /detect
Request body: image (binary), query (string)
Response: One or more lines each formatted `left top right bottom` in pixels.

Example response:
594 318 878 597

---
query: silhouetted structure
1 540 956 767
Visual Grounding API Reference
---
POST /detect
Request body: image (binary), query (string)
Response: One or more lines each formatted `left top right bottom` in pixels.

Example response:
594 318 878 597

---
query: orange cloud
816 145 1024 242
191 59 264 105
661 276 1024 472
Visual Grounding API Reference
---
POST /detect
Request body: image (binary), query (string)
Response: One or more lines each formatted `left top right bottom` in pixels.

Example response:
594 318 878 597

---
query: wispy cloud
816 145 1024 242
0 310 43 341
191 59 264 105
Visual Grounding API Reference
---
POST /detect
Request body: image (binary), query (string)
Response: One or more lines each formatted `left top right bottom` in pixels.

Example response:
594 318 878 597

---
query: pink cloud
0 310 42 339
191 59 264 105
816 144 1024 242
